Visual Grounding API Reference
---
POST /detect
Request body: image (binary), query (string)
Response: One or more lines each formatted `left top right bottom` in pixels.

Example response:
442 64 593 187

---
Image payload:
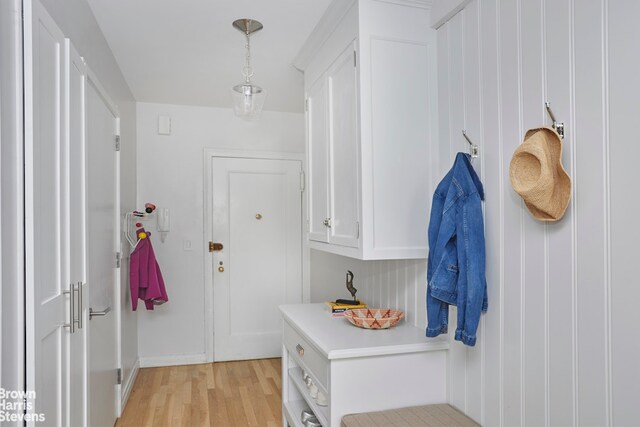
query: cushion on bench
340 404 480 427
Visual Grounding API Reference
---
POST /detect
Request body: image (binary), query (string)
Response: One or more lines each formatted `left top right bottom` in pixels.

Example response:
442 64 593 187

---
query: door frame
1 1 26 419
85 67 123 417
203 149 308 363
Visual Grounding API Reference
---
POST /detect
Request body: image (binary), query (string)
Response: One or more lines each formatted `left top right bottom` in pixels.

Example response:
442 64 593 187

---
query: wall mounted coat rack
545 101 565 139
462 130 479 160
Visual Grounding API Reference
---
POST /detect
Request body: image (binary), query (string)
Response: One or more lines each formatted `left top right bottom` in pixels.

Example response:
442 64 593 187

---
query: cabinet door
328 42 359 248
306 76 330 243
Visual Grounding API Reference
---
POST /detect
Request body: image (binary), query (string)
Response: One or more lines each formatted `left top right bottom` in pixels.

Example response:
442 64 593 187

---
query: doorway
206 154 303 361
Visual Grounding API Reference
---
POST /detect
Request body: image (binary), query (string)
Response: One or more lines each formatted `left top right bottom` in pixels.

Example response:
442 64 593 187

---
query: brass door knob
255 213 262 220
218 266 225 273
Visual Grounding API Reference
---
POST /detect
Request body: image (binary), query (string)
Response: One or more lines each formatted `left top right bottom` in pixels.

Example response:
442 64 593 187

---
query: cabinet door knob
296 344 304 356
322 218 332 228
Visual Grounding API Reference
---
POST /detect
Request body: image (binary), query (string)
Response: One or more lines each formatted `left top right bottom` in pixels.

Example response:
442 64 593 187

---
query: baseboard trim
121 358 140 411
139 353 208 368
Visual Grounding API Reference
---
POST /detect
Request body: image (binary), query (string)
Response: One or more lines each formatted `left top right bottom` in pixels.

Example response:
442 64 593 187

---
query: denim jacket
426 153 487 346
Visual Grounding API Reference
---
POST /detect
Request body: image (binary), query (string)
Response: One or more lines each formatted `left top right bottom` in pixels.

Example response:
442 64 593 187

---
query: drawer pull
296 344 304 356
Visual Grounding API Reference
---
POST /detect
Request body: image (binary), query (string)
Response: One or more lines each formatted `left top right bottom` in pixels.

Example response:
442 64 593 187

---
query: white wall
435 0 640 425
0 3 25 425
39 0 139 401
136 102 304 365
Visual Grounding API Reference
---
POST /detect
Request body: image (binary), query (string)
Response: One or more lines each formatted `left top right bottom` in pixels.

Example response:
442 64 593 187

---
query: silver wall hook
462 130 479 160
545 101 565 139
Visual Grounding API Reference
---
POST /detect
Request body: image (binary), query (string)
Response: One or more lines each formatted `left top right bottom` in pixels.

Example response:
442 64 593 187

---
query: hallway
117 359 282 427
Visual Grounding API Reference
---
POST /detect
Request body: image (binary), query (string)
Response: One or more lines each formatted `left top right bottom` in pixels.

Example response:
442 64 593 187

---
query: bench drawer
283 321 329 390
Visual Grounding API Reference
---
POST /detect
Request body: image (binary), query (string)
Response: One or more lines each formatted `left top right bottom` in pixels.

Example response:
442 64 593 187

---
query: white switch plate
158 115 171 135
183 239 192 251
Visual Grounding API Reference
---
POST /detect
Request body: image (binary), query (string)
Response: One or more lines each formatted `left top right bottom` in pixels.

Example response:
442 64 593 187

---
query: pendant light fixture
231 19 266 120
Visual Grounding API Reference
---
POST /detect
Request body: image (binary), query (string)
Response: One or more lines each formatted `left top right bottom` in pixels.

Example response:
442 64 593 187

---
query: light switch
183 239 192 251
158 115 171 135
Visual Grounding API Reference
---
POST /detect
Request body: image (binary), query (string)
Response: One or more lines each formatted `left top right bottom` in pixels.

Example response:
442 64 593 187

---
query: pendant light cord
243 29 253 83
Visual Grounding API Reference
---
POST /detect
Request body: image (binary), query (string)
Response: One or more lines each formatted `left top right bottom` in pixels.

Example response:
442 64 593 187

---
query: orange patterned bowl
343 308 405 329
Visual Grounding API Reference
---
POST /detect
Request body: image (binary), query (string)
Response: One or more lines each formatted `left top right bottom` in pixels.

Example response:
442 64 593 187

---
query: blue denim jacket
426 153 487 346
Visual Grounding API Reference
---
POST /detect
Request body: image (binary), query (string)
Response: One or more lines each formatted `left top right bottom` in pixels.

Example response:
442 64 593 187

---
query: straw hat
509 127 571 221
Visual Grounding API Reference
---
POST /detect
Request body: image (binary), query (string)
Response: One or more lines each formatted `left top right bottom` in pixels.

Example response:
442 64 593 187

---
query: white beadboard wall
435 0 640 426
309 0 640 425
309 250 427 329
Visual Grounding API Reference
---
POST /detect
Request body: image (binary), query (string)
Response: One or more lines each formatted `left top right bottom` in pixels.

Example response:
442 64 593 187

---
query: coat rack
462 130 479 160
545 101 565 139
124 203 157 249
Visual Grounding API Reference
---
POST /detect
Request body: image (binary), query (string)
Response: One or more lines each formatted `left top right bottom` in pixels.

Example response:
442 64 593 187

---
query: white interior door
86 79 118 427
212 157 302 361
27 2 69 425
68 40 88 427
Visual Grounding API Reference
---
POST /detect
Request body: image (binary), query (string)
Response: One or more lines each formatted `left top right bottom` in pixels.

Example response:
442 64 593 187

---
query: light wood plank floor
116 358 282 427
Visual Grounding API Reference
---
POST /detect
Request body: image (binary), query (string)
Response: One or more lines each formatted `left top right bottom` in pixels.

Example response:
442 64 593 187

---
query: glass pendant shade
231 19 266 120
231 83 266 120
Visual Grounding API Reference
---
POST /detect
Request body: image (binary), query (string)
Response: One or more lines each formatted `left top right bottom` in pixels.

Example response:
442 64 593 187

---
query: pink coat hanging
129 228 168 310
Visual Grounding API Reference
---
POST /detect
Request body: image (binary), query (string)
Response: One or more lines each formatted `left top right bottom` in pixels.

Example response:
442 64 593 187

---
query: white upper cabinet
298 0 437 260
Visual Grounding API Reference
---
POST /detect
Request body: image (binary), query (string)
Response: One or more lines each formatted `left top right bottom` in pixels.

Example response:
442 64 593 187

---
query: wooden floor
116 358 282 427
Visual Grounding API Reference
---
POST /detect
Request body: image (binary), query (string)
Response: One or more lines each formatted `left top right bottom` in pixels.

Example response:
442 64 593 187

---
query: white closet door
26 1 69 425
67 40 88 427
328 41 360 248
86 78 119 427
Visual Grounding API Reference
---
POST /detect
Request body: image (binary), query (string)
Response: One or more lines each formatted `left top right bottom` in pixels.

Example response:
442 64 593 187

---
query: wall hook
462 130 479 160
545 101 565 139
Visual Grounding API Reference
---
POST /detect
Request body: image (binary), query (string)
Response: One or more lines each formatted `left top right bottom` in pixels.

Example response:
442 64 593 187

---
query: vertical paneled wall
309 250 427 329
437 0 640 425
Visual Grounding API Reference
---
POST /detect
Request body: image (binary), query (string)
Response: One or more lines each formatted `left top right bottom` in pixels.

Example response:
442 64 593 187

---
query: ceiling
86 0 334 113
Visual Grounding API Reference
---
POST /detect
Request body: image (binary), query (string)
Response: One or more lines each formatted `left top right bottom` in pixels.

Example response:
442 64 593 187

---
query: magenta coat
129 228 168 310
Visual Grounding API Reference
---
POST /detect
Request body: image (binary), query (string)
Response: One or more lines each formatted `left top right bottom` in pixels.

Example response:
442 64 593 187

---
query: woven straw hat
509 127 571 221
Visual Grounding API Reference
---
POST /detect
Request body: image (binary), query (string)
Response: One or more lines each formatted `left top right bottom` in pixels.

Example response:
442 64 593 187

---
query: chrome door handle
323 218 332 228
77 282 83 329
89 306 111 320
63 283 75 333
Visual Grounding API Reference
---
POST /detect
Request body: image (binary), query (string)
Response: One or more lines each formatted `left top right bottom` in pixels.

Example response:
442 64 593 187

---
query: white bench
341 404 480 427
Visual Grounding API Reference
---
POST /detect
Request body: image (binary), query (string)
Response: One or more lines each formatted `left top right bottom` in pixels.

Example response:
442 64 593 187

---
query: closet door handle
89 306 111 319
63 284 75 333
77 282 83 329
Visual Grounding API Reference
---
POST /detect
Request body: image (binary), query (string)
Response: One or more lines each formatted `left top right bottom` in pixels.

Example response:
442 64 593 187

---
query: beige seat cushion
341 404 480 427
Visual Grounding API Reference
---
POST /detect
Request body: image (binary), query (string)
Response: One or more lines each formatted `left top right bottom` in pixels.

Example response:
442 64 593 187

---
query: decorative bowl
343 308 404 329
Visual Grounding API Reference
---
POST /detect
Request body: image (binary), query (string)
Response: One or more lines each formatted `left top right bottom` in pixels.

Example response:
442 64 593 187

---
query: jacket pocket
429 242 459 305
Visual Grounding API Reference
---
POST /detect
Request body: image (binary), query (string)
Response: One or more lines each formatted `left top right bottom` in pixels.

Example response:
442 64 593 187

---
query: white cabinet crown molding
375 0 434 9
430 0 472 29
293 0 357 71
295 0 434 71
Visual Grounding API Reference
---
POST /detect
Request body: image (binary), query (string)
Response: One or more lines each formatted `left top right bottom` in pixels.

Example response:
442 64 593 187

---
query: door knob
218 266 225 273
